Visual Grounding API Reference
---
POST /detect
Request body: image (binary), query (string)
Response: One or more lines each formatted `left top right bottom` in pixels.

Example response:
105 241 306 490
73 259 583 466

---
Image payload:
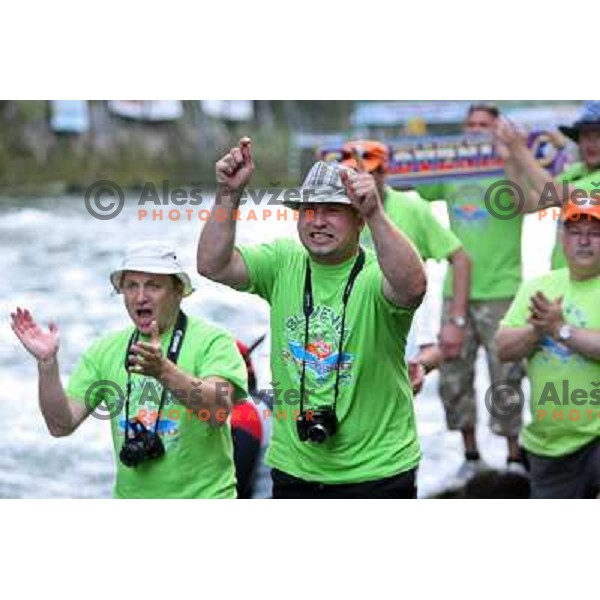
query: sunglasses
340 149 381 161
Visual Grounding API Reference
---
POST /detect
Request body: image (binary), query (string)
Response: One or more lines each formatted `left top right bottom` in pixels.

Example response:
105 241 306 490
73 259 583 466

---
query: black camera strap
299 247 365 415
123 310 188 438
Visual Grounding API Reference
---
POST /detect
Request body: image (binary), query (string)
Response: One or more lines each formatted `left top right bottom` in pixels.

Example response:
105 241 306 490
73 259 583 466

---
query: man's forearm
503 154 540 212
448 248 470 319
561 328 600 361
159 361 234 426
197 184 241 278
496 326 541 362
366 209 426 307
415 345 442 373
38 357 76 437
512 144 563 209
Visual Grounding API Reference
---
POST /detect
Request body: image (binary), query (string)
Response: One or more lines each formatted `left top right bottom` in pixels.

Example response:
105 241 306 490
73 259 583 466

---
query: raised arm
341 167 426 309
495 118 566 212
197 137 254 289
10 308 89 437
493 119 541 213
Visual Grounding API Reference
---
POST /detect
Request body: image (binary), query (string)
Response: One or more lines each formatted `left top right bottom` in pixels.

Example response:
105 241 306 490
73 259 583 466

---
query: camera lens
120 441 145 467
308 424 328 444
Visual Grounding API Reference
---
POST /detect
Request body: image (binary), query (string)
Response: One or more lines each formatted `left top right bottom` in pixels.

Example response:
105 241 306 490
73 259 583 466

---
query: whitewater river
0 193 556 498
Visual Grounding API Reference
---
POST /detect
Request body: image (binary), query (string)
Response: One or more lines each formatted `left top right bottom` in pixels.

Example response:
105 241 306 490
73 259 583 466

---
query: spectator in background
495 100 600 269
341 140 471 362
496 199 600 498
416 104 527 483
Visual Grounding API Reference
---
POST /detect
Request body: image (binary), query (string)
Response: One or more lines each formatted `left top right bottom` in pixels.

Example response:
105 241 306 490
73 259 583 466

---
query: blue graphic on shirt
288 340 353 383
539 336 573 364
452 203 488 223
118 417 178 437
538 302 588 366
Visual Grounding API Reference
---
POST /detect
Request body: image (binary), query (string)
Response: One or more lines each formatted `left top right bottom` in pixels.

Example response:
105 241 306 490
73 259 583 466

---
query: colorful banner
351 101 472 127
317 132 572 186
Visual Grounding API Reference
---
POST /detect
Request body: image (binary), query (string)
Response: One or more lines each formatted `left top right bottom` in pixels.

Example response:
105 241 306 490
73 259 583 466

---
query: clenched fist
216 137 255 192
340 153 383 220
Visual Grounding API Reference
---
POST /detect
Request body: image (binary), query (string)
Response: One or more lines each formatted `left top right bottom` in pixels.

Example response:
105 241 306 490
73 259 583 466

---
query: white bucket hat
283 161 355 209
110 241 194 297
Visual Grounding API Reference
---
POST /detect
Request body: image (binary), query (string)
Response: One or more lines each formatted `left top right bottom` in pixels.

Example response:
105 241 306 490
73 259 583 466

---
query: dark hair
467 103 500 119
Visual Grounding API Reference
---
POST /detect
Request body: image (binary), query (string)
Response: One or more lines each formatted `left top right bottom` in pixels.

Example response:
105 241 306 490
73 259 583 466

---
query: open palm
10 307 59 361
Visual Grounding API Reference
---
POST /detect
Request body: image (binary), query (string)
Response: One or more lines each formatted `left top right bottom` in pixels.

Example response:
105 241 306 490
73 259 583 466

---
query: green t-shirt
238 239 420 484
361 187 462 261
418 177 524 300
67 315 248 498
501 269 600 457
551 163 600 269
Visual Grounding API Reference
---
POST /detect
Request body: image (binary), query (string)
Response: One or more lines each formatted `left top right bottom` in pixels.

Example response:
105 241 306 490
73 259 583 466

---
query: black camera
119 420 165 468
296 408 338 444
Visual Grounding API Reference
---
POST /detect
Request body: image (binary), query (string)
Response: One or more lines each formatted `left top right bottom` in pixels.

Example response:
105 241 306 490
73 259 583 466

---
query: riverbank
0 101 302 197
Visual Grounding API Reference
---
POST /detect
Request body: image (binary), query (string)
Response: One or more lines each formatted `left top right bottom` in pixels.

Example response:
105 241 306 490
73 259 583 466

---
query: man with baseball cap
496 100 600 269
198 137 427 498
340 140 472 386
11 241 248 498
496 199 600 498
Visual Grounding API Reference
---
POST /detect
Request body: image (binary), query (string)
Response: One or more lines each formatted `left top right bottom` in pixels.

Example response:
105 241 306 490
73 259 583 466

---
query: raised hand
216 136 255 192
494 117 524 154
10 307 60 363
129 320 167 379
340 151 383 220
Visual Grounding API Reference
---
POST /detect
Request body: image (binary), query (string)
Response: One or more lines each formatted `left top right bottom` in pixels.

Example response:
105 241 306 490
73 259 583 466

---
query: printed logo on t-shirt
116 376 181 450
449 184 489 226
452 203 489 224
282 306 355 384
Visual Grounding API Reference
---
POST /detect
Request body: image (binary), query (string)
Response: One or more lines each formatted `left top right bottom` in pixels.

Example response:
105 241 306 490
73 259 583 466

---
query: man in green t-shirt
340 140 471 364
10 242 247 498
495 101 600 269
416 104 527 481
198 137 426 498
496 199 600 498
